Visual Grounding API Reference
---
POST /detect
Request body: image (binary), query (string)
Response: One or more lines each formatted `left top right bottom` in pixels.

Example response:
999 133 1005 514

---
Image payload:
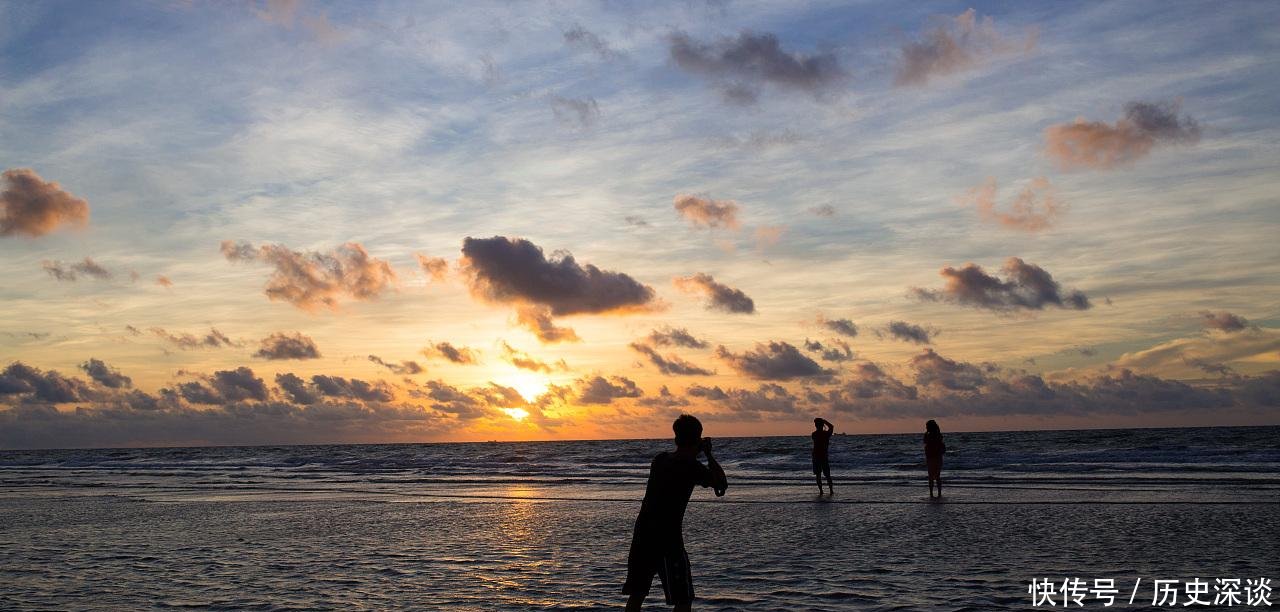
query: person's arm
823 419 835 434
700 437 728 496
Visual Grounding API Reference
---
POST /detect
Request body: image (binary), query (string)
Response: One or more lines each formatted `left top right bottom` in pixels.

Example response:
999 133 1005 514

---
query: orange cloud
960 177 1063 232
1045 100 1201 170
1 168 90 238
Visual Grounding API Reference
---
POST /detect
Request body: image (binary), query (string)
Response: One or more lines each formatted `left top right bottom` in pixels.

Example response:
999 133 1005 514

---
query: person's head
814 417 824 430
926 419 940 435
673 414 703 449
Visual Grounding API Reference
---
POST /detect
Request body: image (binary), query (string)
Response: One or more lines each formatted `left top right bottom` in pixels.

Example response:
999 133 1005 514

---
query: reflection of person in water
924 419 946 498
811 417 835 495
623 415 728 612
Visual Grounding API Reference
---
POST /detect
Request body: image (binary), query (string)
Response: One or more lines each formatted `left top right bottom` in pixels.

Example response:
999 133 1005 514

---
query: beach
3 427 1278 610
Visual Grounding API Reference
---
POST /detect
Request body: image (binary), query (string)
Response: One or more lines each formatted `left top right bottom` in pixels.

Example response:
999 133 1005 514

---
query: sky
1 0 1278 449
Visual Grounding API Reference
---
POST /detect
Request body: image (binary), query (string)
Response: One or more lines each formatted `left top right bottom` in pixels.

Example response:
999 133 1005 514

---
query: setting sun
502 370 551 403
502 408 531 422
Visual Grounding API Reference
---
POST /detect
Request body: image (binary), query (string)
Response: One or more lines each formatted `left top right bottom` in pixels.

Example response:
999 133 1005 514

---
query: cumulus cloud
803 338 854 362
254 332 321 360
310 374 394 402
151 327 237 350
1 168 90 238
80 358 132 389
0 362 90 403
686 383 798 419
415 254 449 282
646 327 709 349
673 194 741 230
577 375 643 404
564 24 623 60
1200 311 1251 333
668 30 846 104
674 273 755 314
41 257 112 282
368 355 424 375
817 315 858 338
179 367 269 404
1044 100 1202 170
514 306 581 344
882 320 935 345
461 236 658 318
960 177 1063 232
911 257 1090 312
549 95 600 129
500 341 568 373
221 240 397 311
423 342 479 365
894 8 1036 87
715 341 832 380
630 343 715 376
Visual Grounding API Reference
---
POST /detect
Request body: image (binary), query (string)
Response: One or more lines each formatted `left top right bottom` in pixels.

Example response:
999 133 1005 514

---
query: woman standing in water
924 420 946 498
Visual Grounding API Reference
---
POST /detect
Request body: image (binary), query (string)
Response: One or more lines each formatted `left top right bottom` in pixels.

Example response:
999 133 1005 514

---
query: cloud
1 168 90 238
674 273 755 314
1044 100 1201 170
461 236 658 316
808 204 836 217
179 367 269 404
368 355 424 375
673 194 741 230
629 342 715 376
686 383 798 419
310 375 394 402
549 95 600 129
667 30 846 103
835 362 917 400
894 8 1035 87
514 306 581 344
715 341 832 380
499 342 568 373
415 254 449 282
564 24 623 60
910 349 989 391
1200 311 1251 333
156 275 174 288
151 327 237 350
803 338 854 362
423 342 479 365
1110 327 1280 378
252 0 345 45
275 372 319 405
959 177 1063 232
80 358 132 389
753 225 785 250
646 327 709 349
911 257 1090 312
817 315 858 338
254 332 321 360
882 320 935 345
623 216 649 228
221 241 397 311
577 375 643 404
41 257 112 282
0 362 90 402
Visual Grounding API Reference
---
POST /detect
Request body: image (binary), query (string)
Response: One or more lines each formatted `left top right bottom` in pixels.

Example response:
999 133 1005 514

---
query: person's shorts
812 456 830 477
622 533 694 605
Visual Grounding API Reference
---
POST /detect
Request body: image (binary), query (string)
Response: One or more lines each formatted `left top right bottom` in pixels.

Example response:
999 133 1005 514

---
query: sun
503 370 551 403
502 407 531 422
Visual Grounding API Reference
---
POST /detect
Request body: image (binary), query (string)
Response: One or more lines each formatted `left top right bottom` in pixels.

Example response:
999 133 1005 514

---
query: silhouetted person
811 417 835 495
924 419 946 498
623 414 728 612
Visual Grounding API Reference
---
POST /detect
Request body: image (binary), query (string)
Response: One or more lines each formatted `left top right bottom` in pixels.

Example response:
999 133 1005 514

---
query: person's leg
674 602 692 612
815 473 824 494
936 475 942 496
928 477 935 497
824 465 834 493
625 594 645 612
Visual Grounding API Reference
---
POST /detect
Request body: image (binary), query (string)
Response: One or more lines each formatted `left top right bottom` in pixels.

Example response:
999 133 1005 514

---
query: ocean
2 426 1277 610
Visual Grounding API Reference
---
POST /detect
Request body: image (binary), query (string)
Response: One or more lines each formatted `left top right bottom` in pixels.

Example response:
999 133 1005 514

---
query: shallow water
1 426 1277 610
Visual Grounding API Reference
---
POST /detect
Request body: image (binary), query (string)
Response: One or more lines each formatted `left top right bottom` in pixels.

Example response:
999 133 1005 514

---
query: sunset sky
2 1 1278 448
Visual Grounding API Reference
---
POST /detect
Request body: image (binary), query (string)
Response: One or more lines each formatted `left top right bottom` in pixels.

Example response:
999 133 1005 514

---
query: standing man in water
812 417 835 495
623 414 728 612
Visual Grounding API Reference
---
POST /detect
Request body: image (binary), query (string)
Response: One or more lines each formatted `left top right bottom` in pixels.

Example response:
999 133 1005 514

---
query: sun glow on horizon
502 370 551 403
